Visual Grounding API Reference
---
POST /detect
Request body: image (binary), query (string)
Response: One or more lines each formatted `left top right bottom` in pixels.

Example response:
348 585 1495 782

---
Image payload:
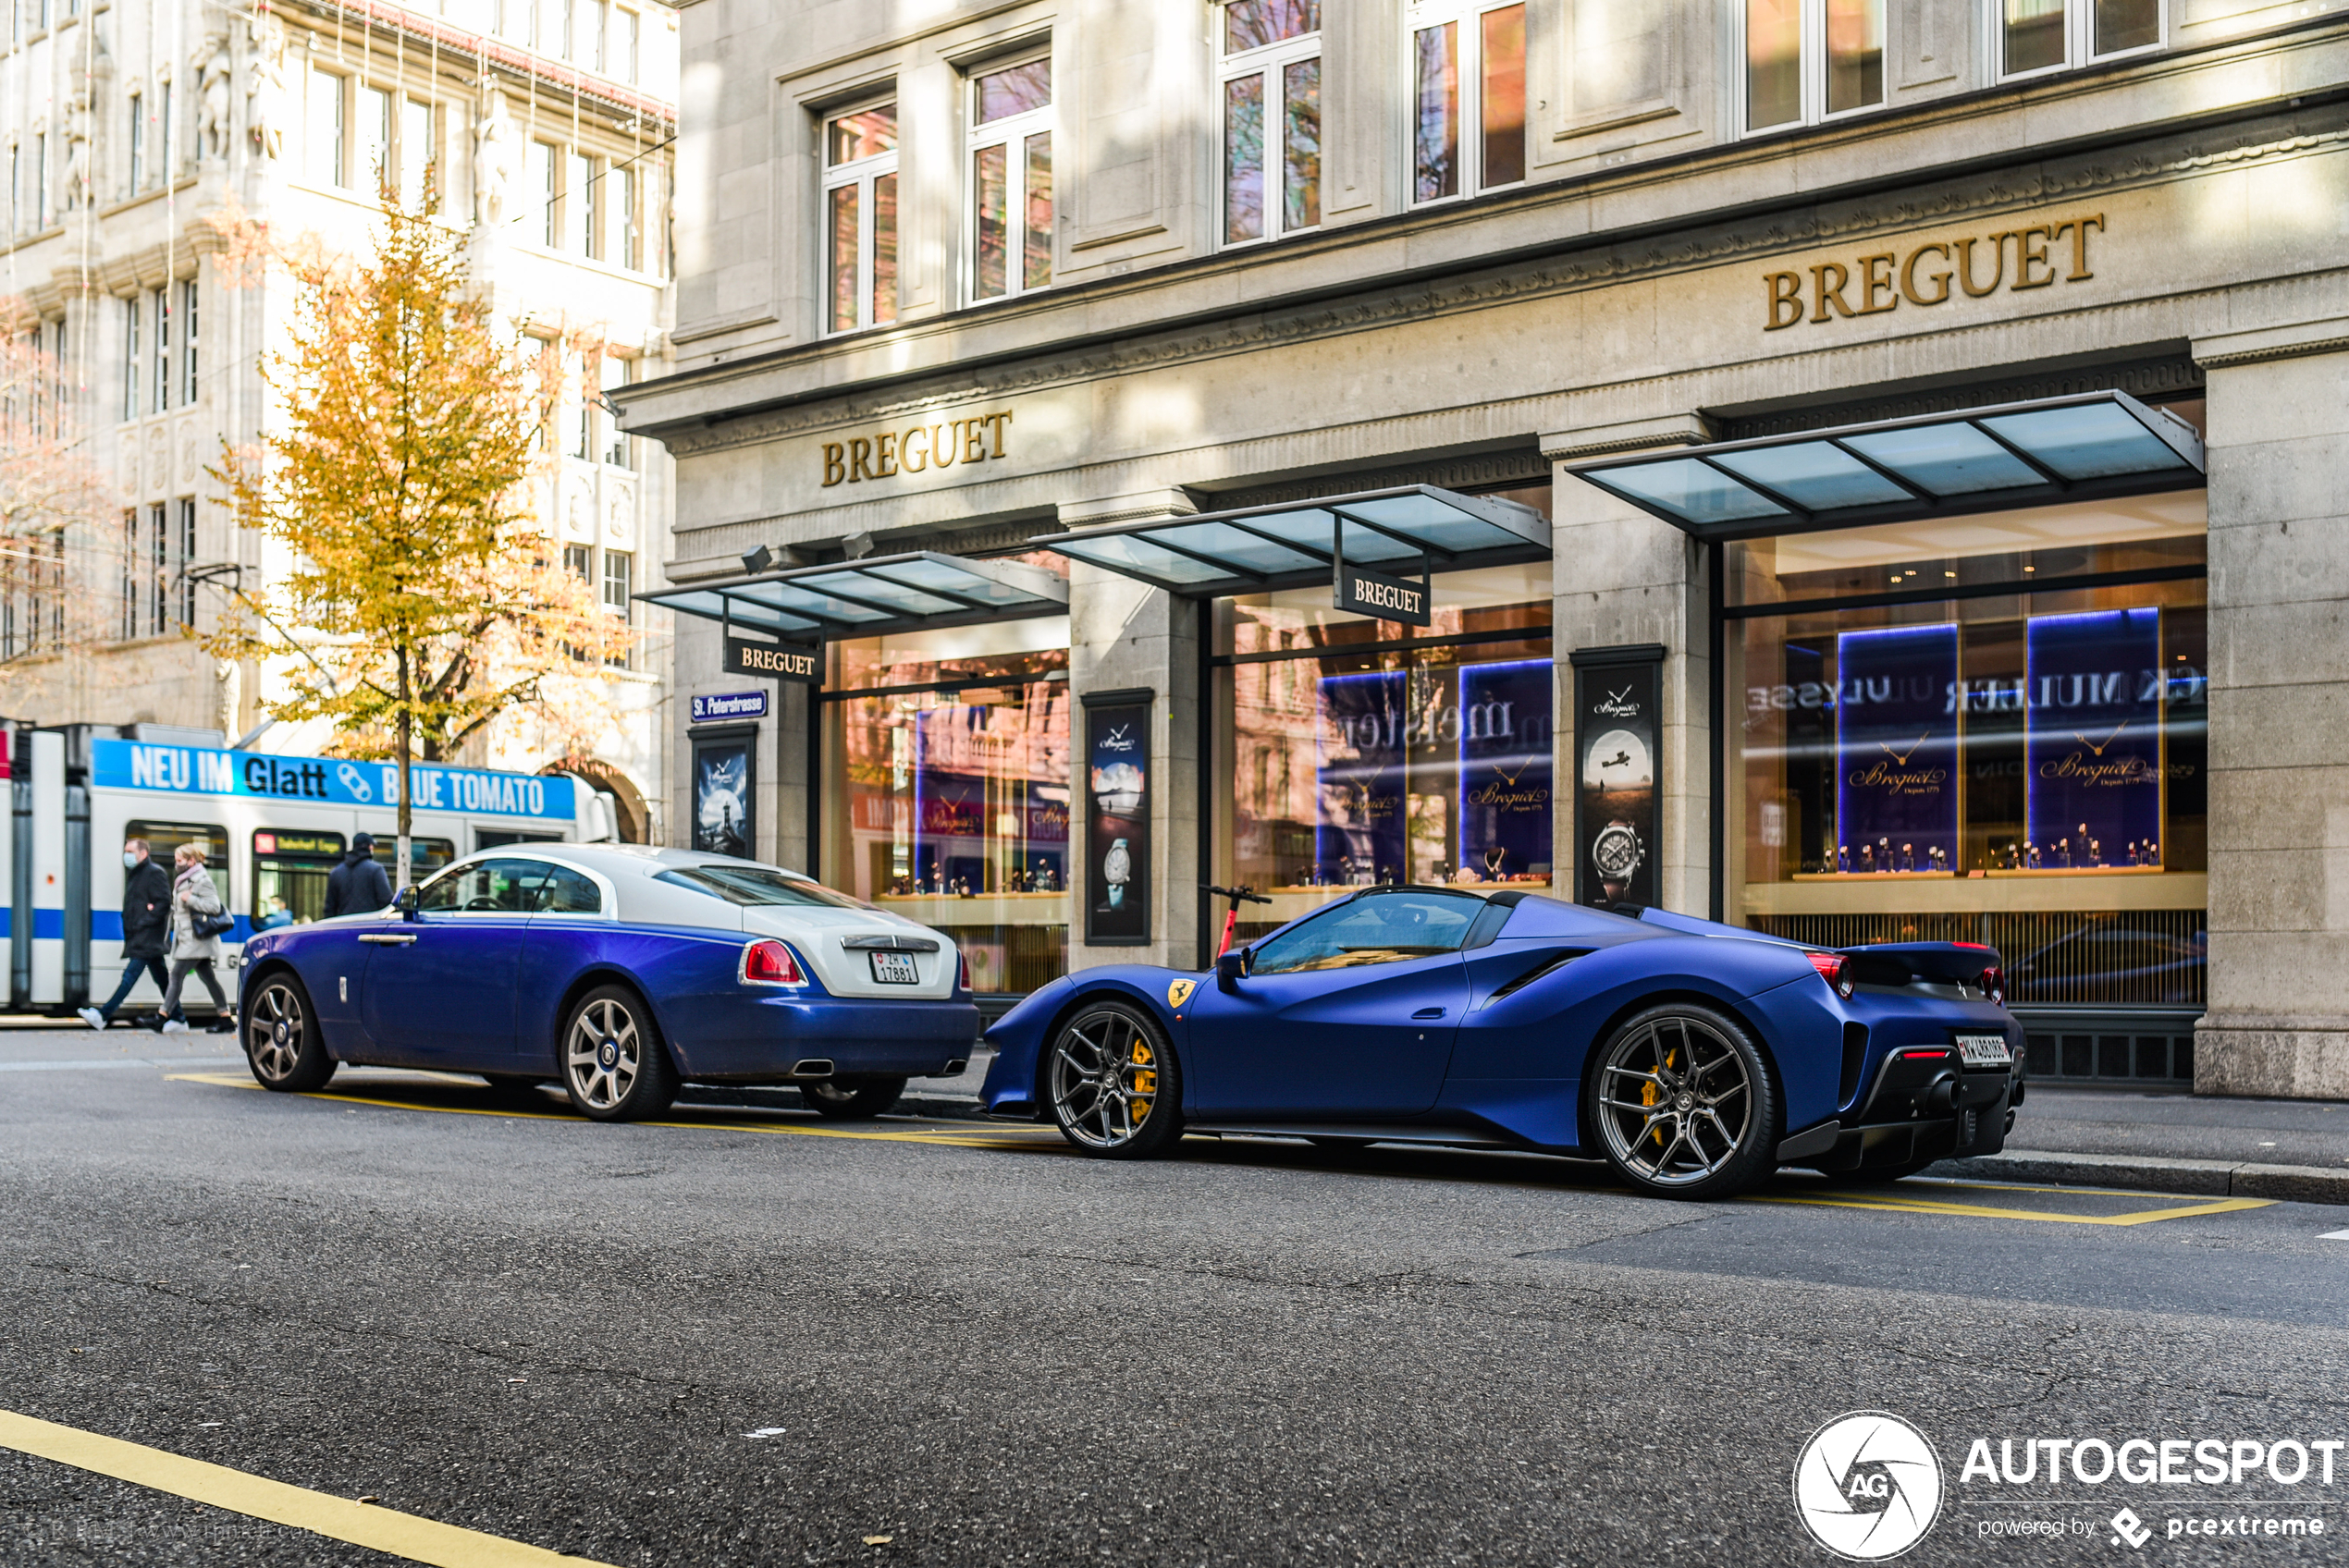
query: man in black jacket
79 838 173 1028
323 833 396 918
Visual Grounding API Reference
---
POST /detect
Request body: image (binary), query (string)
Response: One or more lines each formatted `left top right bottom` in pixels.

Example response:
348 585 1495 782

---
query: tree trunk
396 644 414 892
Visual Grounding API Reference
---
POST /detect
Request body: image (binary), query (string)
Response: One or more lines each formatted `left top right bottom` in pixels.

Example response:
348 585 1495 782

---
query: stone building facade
621 0 2349 1097
2 0 681 842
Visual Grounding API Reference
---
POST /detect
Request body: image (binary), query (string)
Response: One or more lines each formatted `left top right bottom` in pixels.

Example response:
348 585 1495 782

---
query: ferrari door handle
1410 1007 1445 1019
358 933 418 946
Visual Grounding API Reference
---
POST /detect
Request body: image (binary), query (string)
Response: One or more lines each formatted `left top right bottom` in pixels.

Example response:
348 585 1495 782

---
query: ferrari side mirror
396 886 419 922
1215 948 1248 988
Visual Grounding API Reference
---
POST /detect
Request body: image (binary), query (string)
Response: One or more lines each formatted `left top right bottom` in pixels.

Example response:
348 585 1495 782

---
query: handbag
194 910 238 939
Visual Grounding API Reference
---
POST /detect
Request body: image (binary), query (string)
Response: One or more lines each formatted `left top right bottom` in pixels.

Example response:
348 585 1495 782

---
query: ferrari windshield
656 865 876 911
1249 890 1483 974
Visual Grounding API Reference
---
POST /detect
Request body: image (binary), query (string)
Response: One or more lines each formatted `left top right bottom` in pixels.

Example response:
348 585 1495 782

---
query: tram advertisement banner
92 739 575 820
1316 671 1407 886
2026 607 2164 864
690 733 755 860
1835 624 1961 873
1458 658 1554 885
1082 692 1151 945
1571 651 1659 907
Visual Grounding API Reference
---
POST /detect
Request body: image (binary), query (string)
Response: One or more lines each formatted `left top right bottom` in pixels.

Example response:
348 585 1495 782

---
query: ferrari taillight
741 938 806 987
1980 965 2006 1006
1807 951 1854 998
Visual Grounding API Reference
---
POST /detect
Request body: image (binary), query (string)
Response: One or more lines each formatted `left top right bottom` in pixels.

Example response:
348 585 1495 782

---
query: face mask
123 851 140 868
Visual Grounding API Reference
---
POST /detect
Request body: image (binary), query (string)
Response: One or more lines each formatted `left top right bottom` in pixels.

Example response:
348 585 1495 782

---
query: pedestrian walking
156 844 233 1034
77 838 173 1029
322 833 395 918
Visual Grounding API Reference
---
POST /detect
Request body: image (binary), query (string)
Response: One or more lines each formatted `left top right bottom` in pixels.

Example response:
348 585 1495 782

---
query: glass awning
1027 484 1551 595
1564 391 2204 541
637 550 1068 640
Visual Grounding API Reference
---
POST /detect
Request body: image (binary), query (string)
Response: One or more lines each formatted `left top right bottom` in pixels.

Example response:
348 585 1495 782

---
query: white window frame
1216 5 1322 250
601 354 633 468
1732 0 1888 138
1989 0 2162 82
1403 0 1527 208
965 52 1054 305
127 90 144 190
818 96 900 337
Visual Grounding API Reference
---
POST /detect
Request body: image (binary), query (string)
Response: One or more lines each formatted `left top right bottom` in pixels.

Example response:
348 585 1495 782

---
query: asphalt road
5 1027 2348 1566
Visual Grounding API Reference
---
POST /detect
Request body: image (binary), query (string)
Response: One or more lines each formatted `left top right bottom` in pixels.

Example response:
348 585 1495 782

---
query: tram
3 722 621 1017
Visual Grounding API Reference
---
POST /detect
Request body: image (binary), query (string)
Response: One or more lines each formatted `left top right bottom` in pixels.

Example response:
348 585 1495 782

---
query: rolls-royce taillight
741 939 806 986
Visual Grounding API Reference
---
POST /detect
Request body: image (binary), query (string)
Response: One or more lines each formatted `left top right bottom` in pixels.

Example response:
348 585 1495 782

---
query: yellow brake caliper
1129 1039 1156 1122
1646 1047 1677 1145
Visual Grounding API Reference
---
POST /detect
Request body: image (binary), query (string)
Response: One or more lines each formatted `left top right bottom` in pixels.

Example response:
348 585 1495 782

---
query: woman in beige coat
158 844 232 1033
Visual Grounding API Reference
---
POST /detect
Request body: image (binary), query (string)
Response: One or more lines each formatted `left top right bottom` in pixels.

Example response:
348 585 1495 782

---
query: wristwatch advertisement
1569 647 1663 909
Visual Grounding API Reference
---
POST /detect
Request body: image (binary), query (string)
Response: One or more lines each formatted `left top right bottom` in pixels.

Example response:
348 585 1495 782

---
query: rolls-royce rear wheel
1046 1001 1183 1158
1592 1003 1780 1200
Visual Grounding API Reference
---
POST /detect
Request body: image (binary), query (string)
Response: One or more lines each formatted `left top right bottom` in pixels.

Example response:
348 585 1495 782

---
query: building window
1998 0 2158 77
1408 2 1526 203
621 7 640 84
121 294 139 422
400 98 436 210
1741 0 1885 133
119 510 137 641
178 497 196 626
586 0 608 73
1725 491 2207 1005
601 548 632 614
602 355 632 467
308 69 345 187
821 100 899 335
128 91 144 190
968 57 1052 302
569 151 597 256
33 132 46 228
160 81 174 178
151 288 169 414
360 85 392 196
617 163 639 270
148 501 167 635
1220 0 1321 246
181 277 198 404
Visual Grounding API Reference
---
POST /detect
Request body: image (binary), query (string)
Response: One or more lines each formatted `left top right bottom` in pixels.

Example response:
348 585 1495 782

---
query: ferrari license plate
868 951 918 985
1956 1033 2011 1067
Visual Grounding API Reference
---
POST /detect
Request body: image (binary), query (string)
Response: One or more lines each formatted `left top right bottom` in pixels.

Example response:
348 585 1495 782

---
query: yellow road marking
166 1072 1051 1151
1745 1191 2273 1225
0 1408 616 1568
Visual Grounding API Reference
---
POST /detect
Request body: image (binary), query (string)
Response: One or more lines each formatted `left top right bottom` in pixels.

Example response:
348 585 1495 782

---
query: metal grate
1748 909 2204 1008
2023 1030 2195 1086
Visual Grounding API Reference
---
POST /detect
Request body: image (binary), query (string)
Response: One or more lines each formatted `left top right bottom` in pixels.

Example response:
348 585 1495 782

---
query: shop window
1740 0 1885 134
1210 557 1555 943
821 99 899 335
821 613 1072 993
1408 2 1525 205
968 56 1052 302
1219 0 1321 247
1725 492 2208 1008
1998 0 2158 79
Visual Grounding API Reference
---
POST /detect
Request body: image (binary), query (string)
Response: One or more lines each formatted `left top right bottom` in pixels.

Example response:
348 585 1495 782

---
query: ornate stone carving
474 88 519 228
245 17 287 160
195 31 233 163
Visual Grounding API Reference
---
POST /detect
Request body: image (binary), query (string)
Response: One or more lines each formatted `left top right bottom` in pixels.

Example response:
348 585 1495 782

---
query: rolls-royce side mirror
1215 948 1248 988
395 885 420 922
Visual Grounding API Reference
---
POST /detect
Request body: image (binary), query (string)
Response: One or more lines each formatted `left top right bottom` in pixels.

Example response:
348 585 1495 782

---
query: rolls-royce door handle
357 933 418 946
1410 1007 1446 1020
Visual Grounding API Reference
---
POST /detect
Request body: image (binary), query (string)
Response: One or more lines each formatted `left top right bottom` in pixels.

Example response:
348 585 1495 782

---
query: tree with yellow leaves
207 188 633 887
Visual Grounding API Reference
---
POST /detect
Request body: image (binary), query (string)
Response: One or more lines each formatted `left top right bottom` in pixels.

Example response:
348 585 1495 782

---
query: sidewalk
1935 1083 2349 1204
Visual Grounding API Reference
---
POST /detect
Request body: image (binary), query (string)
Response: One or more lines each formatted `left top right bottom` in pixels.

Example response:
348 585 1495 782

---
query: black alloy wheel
1046 1001 1183 1158
243 974 337 1093
1591 1003 1781 1200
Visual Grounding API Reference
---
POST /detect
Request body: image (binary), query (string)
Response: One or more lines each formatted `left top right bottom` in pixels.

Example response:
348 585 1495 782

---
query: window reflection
1746 0 1802 129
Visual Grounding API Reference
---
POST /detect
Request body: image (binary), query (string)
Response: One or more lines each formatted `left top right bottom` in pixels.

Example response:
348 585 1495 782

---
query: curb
1932 1148 2349 1206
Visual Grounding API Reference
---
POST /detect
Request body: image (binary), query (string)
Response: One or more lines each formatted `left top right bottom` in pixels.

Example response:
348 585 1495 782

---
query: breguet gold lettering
818 407 1015 487
1765 214 2104 331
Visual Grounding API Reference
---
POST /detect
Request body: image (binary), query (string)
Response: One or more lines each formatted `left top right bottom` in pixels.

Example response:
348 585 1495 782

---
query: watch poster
1082 692 1151 945
1316 671 1407 885
2026 607 2163 864
1458 658 1554 885
690 731 755 861
1571 651 1660 908
1835 624 1961 874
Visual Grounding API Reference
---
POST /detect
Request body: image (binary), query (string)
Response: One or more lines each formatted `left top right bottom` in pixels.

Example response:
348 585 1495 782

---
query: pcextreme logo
1794 1411 1946 1561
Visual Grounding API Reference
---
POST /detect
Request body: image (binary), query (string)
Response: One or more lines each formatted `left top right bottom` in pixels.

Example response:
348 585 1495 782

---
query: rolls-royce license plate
1956 1033 2011 1067
869 951 918 985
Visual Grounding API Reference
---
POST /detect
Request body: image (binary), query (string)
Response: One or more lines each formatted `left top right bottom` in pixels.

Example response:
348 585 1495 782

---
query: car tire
560 985 678 1122
1590 1002 1781 1201
1045 999 1183 1158
801 1076 906 1121
243 973 337 1094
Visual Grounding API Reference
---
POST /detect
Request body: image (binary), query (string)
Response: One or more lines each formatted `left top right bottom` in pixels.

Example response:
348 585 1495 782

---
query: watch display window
1723 491 2208 1008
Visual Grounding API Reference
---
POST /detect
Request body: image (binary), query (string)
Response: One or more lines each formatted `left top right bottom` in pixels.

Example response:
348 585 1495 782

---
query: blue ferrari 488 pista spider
979 887 2023 1198
236 844 978 1121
